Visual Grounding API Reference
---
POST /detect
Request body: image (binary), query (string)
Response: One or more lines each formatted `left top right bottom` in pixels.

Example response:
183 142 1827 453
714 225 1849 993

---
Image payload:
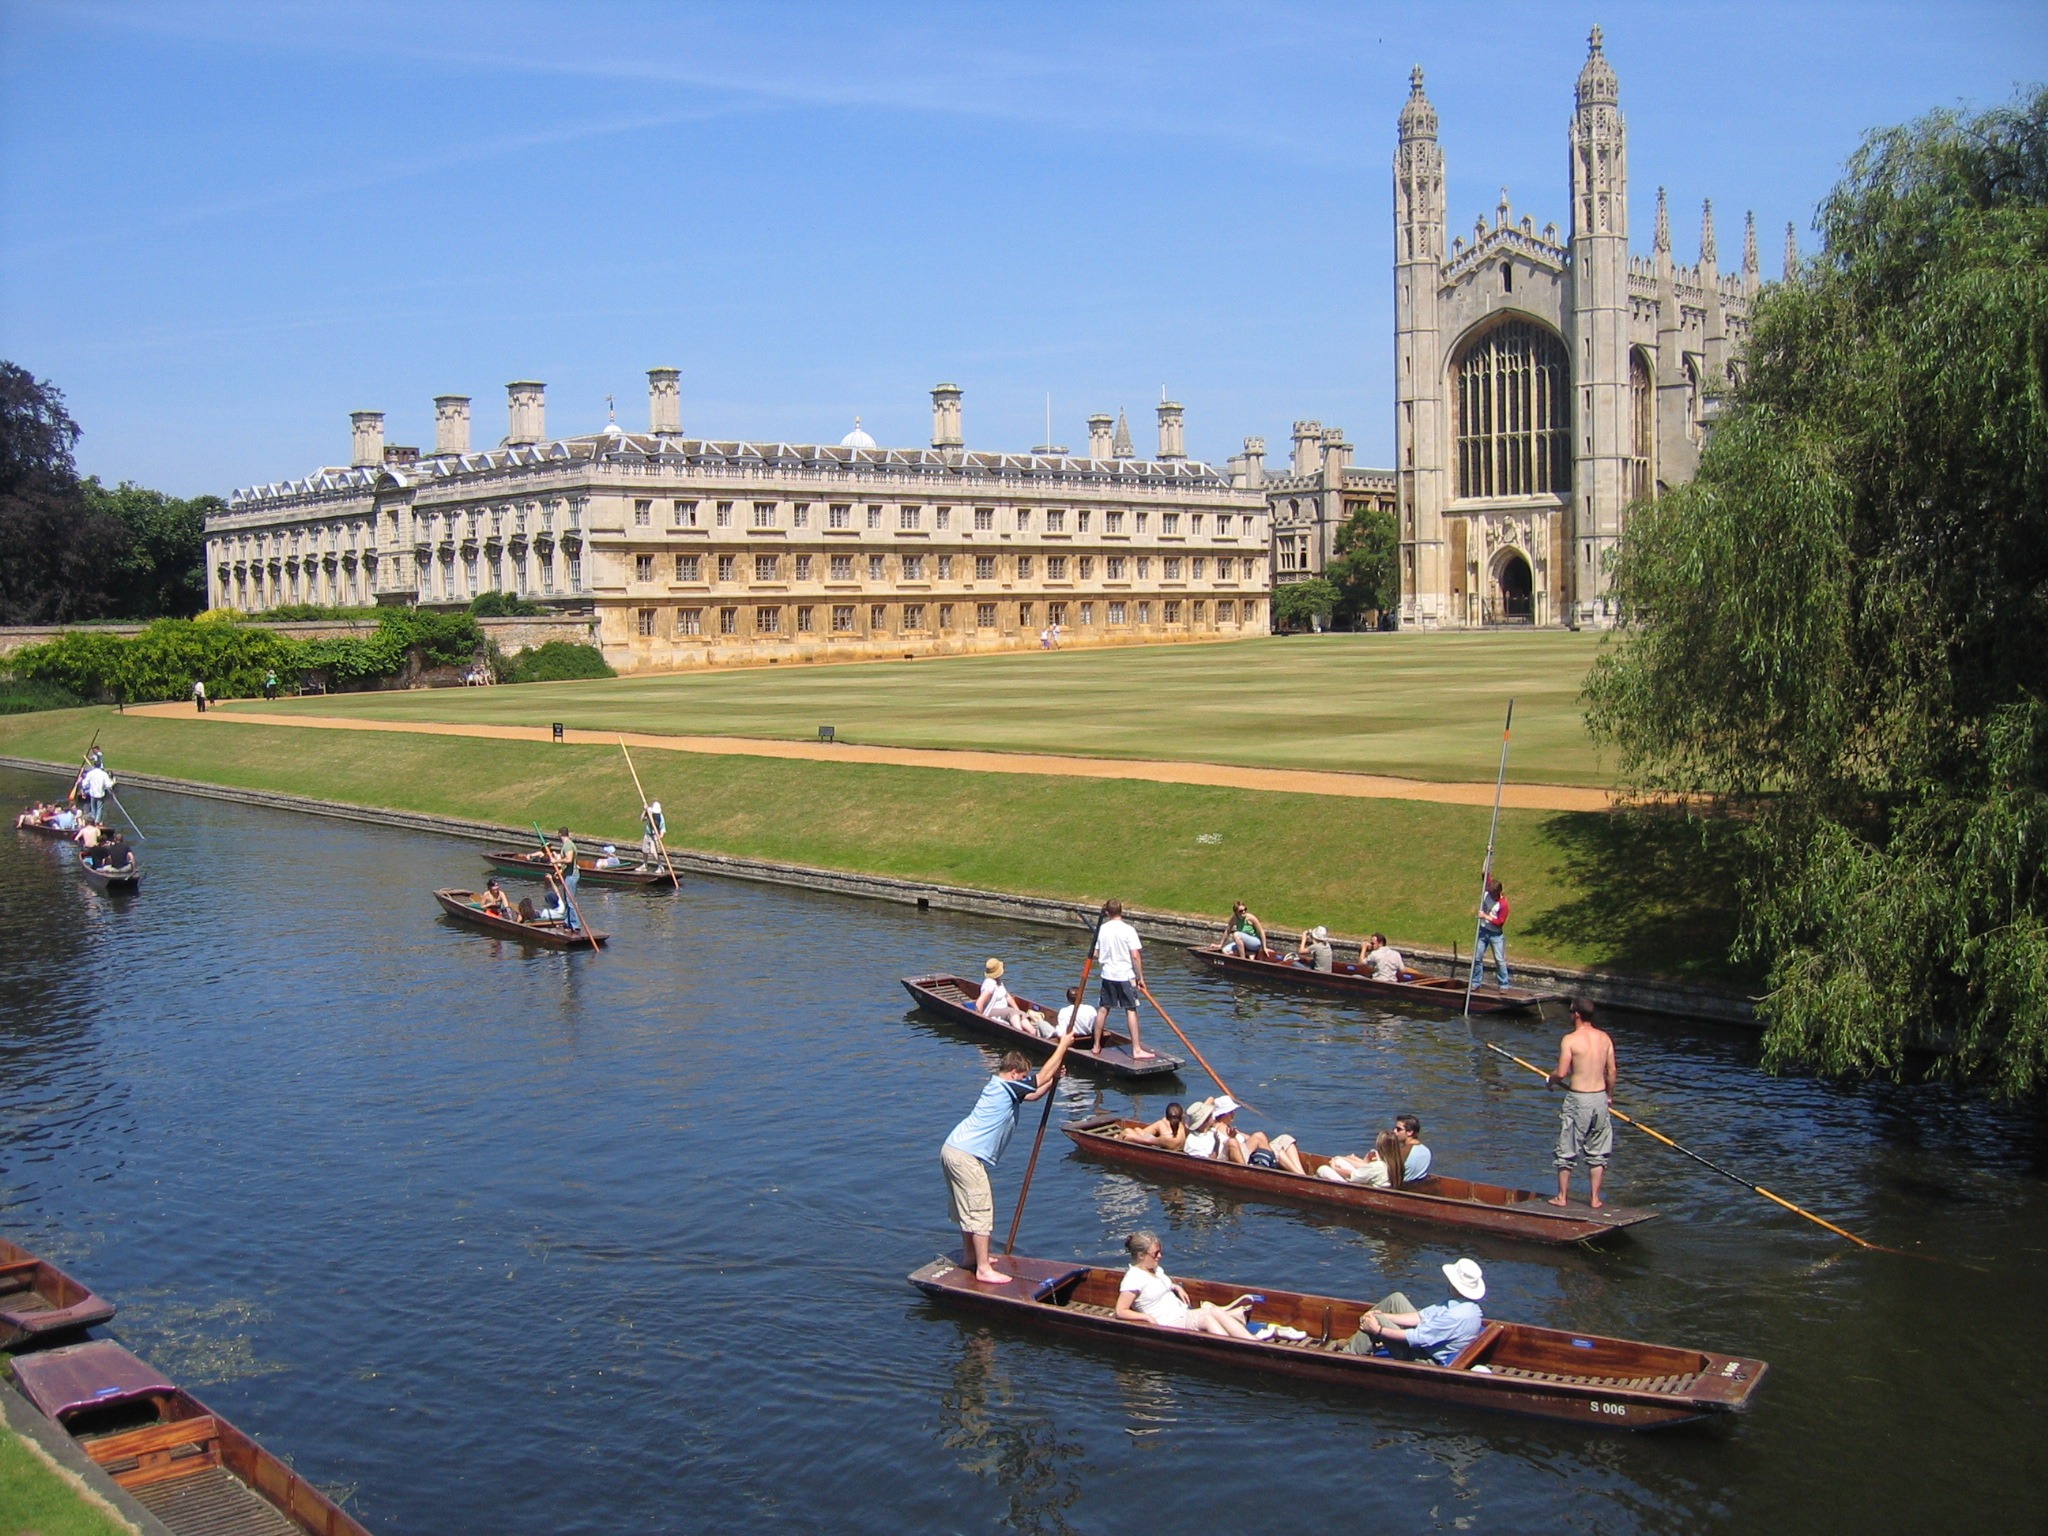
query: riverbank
0 706 1752 984
0 1389 146 1536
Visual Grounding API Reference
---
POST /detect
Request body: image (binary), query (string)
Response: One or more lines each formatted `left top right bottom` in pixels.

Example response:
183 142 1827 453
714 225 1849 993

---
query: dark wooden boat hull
901 975 1183 1080
13 1339 371 1535
0 1237 116 1349
78 860 141 893
1188 944 1562 1014
481 848 675 888
911 1255 1765 1431
1063 1118 1656 1245
15 817 78 840
434 889 608 949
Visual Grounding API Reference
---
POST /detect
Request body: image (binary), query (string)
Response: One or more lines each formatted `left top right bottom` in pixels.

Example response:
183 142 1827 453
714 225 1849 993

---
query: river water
0 765 2042 1534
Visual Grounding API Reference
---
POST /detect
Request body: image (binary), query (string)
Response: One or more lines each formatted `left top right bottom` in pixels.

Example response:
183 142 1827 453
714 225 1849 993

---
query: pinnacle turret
1784 222 1798 280
1653 187 1670 254
1700 199 1717 271
1111 409 1134 459
1576 24 1619 107
1742 211 1759 282
1398 64 1438 140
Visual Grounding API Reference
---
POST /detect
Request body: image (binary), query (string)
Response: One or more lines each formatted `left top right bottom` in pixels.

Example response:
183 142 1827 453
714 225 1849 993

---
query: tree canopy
1326 502 1399 628
1584 89 2048 1097
1272 577 1339 632
0 364 124 623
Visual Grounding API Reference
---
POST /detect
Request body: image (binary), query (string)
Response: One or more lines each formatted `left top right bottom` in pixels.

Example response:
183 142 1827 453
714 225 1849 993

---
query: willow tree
1585 89 2048 1097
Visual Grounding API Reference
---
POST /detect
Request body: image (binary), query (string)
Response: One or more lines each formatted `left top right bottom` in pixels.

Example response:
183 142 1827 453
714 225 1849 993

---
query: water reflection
937 1331 1087 1536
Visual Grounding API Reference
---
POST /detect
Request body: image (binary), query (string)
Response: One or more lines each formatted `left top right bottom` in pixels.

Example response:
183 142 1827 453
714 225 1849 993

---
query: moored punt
0 1236 116 1349
910 1254 1765 1431
481 847 676 889
901 974 1183 1080
434 888 608 949
78 856 142 893
13 1339 372 1536
1064 1117 1656 1245
1188 943 1564 1014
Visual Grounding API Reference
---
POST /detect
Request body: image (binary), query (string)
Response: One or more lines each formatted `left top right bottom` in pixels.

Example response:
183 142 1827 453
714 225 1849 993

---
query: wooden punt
1063 1116 1656 1245
78 856 142 893
0 1236 116 1349
901 974 1184 1080
481 847 676 888
910 1253 1765 1431
434 888 608 949
13 1339 371 1536
14 812 82 840
1188 943 1564 1014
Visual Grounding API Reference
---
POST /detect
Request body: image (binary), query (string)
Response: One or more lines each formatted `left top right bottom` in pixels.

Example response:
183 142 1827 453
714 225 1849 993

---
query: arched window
1454 318 1571 499
1628 349 1654 503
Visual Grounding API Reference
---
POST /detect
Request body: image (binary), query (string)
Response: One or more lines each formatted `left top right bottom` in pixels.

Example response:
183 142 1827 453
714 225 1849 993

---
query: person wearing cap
1346 1260 1487 1364
1293 926 1334 972
479 878 515 919
1218 901 1267 958
1213 1097 1308 1176
594 844 623 869
941 1034 1078 1285
1362 934 1407 983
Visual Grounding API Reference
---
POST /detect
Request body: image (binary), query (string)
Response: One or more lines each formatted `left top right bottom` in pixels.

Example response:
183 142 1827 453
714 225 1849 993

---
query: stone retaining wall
1 755 1758 1026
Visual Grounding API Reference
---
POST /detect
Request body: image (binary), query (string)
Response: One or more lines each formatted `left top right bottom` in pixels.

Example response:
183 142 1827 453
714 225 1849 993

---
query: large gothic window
1454 319 1572 499
1628 349 1655 502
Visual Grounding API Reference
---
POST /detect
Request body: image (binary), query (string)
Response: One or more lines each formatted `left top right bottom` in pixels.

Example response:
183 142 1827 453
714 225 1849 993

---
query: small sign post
552 722 565 743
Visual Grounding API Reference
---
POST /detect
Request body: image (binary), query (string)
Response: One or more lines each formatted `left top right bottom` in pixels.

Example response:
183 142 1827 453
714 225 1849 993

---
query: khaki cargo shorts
942 1143 995 1235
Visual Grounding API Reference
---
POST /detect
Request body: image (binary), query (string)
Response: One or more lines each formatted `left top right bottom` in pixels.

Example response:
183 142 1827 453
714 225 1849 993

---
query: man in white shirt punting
1093 898 1155 1061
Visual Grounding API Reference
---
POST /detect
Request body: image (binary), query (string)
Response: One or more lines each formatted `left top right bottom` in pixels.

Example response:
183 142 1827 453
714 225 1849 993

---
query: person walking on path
941 1031 1077 1284
1468 876 1510 990
1094 898 1155 1061
191 679 207 713
1547 998 1616 1208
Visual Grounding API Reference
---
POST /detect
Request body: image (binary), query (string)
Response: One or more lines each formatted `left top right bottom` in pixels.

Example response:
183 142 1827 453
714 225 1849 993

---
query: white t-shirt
1346 1155 1392 1188
976 978 1012 1014
1182 1128 1223 1159
1119 1264 1190 1328
1095 919 1142 982
1057 1003 1098 1036
1365 946 1405 981
79 767 112 800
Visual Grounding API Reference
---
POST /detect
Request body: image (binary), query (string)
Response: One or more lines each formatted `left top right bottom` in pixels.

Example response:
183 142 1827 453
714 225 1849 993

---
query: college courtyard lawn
235 631 1616 788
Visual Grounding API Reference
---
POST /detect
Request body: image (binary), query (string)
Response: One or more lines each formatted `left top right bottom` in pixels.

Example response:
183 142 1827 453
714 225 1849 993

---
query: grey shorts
1098 978 1140 1011
1556 1090 1613 1169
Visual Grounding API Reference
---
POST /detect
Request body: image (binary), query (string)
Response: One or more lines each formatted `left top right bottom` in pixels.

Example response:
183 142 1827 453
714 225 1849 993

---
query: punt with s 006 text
12 1338 372 1536
909 1254 1765 1430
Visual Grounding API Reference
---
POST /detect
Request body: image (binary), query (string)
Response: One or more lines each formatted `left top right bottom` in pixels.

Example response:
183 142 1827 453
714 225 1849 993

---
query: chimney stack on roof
1087 413 1114 459
930 383 963 451
434 395 471 456
506 381 546 447
648 368 682 436
1156 397 1185 460
350 410 385 468
1291 420 1323 477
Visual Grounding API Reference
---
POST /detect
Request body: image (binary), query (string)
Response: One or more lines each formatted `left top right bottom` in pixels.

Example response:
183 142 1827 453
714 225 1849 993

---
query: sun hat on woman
1442 1258 1486 1300
984 958 1006 978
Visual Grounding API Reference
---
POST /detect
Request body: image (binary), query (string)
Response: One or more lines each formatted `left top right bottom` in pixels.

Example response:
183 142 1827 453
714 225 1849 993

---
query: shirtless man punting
1546 998 1616 1208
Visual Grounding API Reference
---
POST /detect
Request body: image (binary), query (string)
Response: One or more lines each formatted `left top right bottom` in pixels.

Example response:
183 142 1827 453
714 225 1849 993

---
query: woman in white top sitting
1180 1100 1224 1158
974 959 1044 1032
1317 1129 1409 1189
1114 1231 1258 1338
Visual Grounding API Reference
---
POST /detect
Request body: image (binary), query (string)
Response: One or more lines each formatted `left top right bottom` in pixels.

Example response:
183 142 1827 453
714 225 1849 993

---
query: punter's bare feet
974 1268 1012 1284
1131 1049 1158 1060
1590 1197 1605 1209
1546 1195 1569 1207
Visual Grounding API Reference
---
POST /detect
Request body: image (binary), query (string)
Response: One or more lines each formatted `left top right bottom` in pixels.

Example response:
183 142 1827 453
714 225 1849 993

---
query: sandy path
129 703 1615 811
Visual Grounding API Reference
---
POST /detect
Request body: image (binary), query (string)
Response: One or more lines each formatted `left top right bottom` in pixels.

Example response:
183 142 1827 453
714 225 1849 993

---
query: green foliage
261 603 383 621
0 361 126 623
469 589 548 617
498 641 615 684
81 477 217 618
1326 503 1400 627
0 677 84 714
1272 577 1339 632
1585 89 2048 1096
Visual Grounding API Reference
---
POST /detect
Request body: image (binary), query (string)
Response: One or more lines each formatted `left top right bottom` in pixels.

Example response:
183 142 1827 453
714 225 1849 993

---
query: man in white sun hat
1344 1259 1487 1364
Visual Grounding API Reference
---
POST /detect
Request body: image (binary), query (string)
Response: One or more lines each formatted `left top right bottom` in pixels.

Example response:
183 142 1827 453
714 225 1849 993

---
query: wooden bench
85 1415 221 1491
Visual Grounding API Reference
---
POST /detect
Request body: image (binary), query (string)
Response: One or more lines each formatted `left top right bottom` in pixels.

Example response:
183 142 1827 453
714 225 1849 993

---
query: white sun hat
1442 1258 1486 1300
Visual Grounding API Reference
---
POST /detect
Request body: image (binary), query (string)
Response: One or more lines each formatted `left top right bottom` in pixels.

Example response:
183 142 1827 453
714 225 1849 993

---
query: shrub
470 590 549 617
499 641 614 684
0 678 84 714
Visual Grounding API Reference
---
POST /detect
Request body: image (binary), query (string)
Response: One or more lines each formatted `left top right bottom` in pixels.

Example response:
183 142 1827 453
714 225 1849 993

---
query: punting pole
532 821 597 949
1481 1042 1937 1260
1004 907 1107 1258
107 791 146 842
617 738 680 888
1462 700 1515 1021
1135 981 1248 1109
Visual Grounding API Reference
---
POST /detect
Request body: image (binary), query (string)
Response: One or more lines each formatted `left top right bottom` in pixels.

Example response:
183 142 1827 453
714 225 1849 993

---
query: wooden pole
1004 909 1107 1258
617 738 680 888
1462 700 1515 1020
533 821 597 949
1135 981 1248 1109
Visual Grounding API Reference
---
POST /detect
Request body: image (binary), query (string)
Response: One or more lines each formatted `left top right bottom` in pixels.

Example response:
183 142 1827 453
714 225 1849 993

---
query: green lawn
232 632 1613 786
0 1425 130 1536
0 707 1746 981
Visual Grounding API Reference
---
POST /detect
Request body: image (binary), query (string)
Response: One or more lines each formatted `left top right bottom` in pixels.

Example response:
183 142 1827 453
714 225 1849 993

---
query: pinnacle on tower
1576 23 1618 106
1743 211 1759 280
1398 64 1438 140
1784 222 1798 280
1700 199 1718 271
1111 409 1134 459
1653 187 1670 254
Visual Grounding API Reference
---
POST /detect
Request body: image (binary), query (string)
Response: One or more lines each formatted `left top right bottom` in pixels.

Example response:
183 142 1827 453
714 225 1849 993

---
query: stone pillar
350 411 385 468
1394 65 1447 629
434 396 471 456
1088 414 1114 459
1156 399 1185 459
506 381 546 446
1568 26 1630 625
648 367 682 435
930 383 963 450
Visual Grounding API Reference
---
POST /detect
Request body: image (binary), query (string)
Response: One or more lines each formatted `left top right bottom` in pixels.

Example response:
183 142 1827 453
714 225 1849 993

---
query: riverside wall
1 755 1758 1026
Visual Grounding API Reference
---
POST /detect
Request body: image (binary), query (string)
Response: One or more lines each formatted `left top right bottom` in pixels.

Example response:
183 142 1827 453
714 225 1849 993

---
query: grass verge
0 707 1749 981
0 1423 132 1536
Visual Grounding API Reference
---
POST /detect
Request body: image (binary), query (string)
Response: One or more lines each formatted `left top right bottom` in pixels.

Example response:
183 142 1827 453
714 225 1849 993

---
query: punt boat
434 888 608 949
12 1339 371 1535
910 1253 1765 1431
1063 1116 1656 1245
14 812 80 840
901 974 1183 1080
0 1237 116 1349
1188 943 1564 1014
78 855 142 893
481 847 676 889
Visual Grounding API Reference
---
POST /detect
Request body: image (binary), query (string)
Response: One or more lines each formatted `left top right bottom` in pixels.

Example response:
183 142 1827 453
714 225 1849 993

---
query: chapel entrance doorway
1496 552 1534 623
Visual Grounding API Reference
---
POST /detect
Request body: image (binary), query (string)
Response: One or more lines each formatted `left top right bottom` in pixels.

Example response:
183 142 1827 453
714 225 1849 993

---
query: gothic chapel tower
1568 25 1630 622
1393 67 1447 623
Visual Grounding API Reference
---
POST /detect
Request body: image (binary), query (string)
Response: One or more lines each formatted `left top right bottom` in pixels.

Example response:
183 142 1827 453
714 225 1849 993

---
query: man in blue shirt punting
1345 1258 1487 1364
941 1029 1078 1285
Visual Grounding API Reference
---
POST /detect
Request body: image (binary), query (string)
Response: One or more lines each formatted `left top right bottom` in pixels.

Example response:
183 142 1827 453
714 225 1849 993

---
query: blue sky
2 1 2040 496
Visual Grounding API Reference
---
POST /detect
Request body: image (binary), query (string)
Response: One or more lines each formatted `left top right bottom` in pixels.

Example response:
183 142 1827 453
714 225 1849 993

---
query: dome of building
839 416 877 450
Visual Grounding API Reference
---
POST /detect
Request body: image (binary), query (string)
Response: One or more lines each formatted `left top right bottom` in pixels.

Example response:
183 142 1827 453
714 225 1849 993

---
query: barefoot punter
1547 998 1616 1209
941 1029 1078 1285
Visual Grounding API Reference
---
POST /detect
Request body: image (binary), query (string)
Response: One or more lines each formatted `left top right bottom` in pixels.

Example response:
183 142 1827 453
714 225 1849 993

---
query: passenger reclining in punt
516 897 541 924
1317 1130 1408 1189
1344 1259 1487 1364
1361 934 1412 982
1116 1231 1259 1339
478 879 515 918
1119 1102 1186 1150
594 844 624 869
974 959 1052 1034
1211 1097 1309 1175
1218 901 1267 958
1055 988 1098 1043
87 834 135 872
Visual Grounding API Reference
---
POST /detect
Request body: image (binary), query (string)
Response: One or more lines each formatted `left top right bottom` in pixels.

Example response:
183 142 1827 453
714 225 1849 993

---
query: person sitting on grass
1120 1102 1186 1150
1344 1259 1486 1364
1115 1231 1260 1338
1218 901 1267 958
1212 1097 1308 1175
1317 1130 1408 1189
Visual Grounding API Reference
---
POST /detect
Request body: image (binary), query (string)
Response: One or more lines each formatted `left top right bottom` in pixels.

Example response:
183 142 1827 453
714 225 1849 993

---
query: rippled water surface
1 766 2044 1533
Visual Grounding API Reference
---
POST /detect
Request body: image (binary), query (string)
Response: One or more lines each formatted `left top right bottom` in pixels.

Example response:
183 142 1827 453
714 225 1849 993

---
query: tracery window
1454 319 1572 499
1628 349 1655 503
